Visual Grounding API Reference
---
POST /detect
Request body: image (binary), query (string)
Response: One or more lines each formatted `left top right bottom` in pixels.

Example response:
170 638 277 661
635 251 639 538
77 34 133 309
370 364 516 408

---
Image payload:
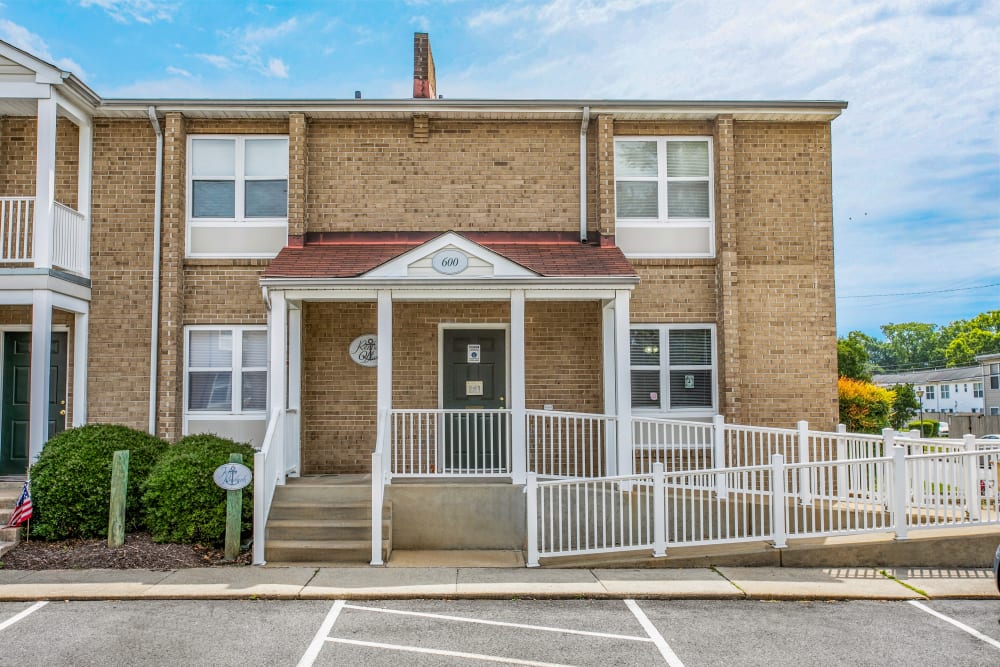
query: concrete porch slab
883 567 998 598
0 569 172 600
144 566 316 599
388 550 524 568
592 568 744 598
716 566 923 600
300 566 458 598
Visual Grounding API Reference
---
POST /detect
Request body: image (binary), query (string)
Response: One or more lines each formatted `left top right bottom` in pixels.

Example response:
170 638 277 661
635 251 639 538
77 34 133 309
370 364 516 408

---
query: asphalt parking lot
1 598 998 666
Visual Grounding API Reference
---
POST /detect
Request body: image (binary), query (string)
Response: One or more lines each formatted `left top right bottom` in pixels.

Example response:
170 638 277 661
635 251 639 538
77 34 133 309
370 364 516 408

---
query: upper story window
991 363 1000 390
974 382 984 398
941 384 950 399
187 135 289 258
925 385 935 400
614 137 714 258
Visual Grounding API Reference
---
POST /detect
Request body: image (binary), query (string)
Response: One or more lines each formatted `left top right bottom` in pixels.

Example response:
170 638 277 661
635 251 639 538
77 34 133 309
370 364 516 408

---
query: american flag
5 480 31 528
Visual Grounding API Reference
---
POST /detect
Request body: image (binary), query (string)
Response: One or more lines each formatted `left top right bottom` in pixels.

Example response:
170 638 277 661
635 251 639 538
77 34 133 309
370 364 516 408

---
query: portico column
287 301 302 476
34 97 57 270
602 300 617 475
510 289 526 484
28 290 53 466
72 310 89 427
376 290 393 421
268 291 287 479
613 289 633 478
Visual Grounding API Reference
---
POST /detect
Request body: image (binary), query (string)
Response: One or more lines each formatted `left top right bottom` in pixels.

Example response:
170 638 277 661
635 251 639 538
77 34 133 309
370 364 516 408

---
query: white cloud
266 57 288 78
165 65 192 77
196 54 234 70
0 19 87 78
409 15 431 32
79 0 177 24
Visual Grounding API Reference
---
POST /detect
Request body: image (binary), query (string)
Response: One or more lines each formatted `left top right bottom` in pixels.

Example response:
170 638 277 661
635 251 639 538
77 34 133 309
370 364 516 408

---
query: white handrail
526 409 614 478
0 197 34 262
252 408 285 565
51 201 89 276
390 408 513 477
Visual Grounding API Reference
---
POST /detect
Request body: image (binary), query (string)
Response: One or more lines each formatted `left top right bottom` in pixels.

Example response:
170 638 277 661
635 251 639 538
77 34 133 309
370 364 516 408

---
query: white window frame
629 323 717 417
974 382 984 398
183 325 268 434
991 364 1000 390
925 385 935 400
186 134 289 259
613 136 715 259
941 384 950 399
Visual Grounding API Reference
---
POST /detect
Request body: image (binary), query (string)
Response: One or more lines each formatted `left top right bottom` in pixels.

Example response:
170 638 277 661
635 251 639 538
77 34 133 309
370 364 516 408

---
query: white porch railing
526 409 614 478
52 201 89 276
0 197 33 262
632 416 714 474
389 408 513 476
0 197 89 276
252 408 288 565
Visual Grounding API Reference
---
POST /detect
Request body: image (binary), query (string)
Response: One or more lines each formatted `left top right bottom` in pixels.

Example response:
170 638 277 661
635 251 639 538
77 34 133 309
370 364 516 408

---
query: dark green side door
442 329 507 473
1 332 68 475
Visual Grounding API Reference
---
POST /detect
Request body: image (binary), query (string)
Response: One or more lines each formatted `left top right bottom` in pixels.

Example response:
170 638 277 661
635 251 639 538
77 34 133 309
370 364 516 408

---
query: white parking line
342 603 652 642
908 600 1000 651
297 599 345 667
327 637 579 667
0 601 48 633
625 599 685 667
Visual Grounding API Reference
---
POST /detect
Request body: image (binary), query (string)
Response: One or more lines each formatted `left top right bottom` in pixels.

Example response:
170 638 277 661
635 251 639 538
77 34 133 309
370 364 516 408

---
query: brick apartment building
0 34 844 560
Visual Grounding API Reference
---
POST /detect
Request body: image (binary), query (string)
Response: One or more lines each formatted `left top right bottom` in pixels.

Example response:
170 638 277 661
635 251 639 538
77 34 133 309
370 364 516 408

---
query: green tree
837 337 871 381
878 322 945 370
888 383 920 430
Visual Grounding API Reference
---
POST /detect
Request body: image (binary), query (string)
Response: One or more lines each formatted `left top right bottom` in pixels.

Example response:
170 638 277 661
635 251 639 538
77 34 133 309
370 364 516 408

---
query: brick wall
88 119 157 429
305 120 580 233
0 117 80 206
182 261 268 325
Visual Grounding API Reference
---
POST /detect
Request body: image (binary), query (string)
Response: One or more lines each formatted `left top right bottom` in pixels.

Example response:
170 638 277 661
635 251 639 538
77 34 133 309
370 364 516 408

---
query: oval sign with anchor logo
431 249 469 275
213 462 253 491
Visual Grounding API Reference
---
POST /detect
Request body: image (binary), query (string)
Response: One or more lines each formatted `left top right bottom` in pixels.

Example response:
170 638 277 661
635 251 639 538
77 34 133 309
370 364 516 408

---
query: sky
0 0 997 338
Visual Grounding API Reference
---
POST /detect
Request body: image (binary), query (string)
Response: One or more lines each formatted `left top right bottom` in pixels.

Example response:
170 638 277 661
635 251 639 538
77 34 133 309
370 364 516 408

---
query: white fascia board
52 88 93 127
0 81 51 99
0 272 92 301
0 41 63 84
363 231 536 278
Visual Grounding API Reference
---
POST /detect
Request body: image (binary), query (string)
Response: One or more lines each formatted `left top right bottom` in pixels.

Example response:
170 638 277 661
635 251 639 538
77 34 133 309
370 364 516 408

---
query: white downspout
579 106 590 243
147 107 163 435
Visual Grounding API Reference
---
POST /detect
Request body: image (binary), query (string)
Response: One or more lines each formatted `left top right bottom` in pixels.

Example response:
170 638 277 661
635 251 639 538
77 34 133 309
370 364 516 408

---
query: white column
613 289 633 478
287 303 302 411
28 290 53 465
601 300 617 475
268 291 288 413
34 97 58 269
72 310 88 427
76 120 93 278
377 290 393 417
510 289 526 484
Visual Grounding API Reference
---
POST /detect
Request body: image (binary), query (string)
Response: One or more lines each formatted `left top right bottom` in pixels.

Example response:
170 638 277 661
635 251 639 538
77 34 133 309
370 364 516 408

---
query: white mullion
658 139 668 221
660 327 669 411
235 139 246 221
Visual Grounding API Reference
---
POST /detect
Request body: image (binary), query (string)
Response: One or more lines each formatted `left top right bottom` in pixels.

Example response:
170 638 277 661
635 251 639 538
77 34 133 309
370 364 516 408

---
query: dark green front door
442 329 507 473
1 332 68 475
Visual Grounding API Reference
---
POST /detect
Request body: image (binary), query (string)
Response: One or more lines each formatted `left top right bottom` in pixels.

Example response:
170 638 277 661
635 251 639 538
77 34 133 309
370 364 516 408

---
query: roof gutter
580 106 590 243
147 106 162 436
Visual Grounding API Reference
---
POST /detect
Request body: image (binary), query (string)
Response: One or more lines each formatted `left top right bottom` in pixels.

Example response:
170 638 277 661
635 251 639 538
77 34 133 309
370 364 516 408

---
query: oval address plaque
432 249 469 275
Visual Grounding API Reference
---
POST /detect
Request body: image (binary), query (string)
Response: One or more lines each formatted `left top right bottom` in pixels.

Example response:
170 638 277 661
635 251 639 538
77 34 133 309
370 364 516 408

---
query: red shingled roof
263 232 637 279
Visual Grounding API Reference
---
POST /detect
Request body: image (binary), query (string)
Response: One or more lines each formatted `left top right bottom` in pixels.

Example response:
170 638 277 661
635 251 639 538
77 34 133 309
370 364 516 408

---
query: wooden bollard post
225 453 243 561
108 450 129 548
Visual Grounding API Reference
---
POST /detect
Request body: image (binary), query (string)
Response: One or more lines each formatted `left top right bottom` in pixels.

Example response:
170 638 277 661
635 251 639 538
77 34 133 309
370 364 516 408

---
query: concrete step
266 518 392 542
267 501 390 521
272 483 370 504
0 526 20 543
265 539 390 563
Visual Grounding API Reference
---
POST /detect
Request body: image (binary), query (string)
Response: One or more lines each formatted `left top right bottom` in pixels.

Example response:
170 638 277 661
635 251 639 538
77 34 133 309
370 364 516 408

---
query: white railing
725 422 798 467
0 197 33 262
390 408 512 476
252 408 286 565
52 201 89 276
526 409 614 478
526 445 1000 564
632 416 714 475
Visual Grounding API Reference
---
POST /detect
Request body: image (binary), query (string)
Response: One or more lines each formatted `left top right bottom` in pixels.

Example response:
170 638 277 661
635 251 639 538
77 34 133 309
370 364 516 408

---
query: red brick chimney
413 32 436 99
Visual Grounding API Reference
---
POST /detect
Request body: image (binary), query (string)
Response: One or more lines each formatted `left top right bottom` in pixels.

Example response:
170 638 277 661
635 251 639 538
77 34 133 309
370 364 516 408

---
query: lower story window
184 326 268 445
630 324 715 414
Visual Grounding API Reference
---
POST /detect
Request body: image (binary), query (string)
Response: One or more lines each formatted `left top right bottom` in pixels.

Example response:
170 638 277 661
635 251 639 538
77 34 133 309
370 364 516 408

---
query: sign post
214 455 252 561
108 450 129 548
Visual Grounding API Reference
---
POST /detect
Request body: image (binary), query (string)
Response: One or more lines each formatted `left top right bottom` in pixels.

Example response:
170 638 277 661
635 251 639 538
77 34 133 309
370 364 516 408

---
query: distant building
873 366 984 414
975 353 1000 416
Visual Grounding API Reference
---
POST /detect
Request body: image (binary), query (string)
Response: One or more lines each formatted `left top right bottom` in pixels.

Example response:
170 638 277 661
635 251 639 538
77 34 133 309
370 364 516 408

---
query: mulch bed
0 532 252 570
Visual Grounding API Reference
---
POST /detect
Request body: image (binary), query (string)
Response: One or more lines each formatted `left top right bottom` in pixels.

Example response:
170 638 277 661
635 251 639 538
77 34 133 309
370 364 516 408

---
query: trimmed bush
907 420 939 437
30 424 169 540
142 434 255 545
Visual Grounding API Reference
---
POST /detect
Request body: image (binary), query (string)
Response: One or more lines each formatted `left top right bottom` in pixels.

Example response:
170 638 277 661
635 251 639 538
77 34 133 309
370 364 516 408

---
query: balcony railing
0 197 89 277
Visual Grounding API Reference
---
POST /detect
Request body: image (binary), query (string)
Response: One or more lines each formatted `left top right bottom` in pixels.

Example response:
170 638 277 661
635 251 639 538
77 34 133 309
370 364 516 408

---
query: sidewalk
0 565 995 601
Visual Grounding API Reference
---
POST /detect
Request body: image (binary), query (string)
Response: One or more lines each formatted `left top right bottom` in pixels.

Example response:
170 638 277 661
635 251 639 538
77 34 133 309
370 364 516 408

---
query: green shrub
29 424 169 540
142 434 255 545
907 420 939 437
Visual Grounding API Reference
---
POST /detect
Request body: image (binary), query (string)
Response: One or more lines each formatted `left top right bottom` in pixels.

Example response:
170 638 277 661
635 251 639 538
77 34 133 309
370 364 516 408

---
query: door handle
59 409 66 416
